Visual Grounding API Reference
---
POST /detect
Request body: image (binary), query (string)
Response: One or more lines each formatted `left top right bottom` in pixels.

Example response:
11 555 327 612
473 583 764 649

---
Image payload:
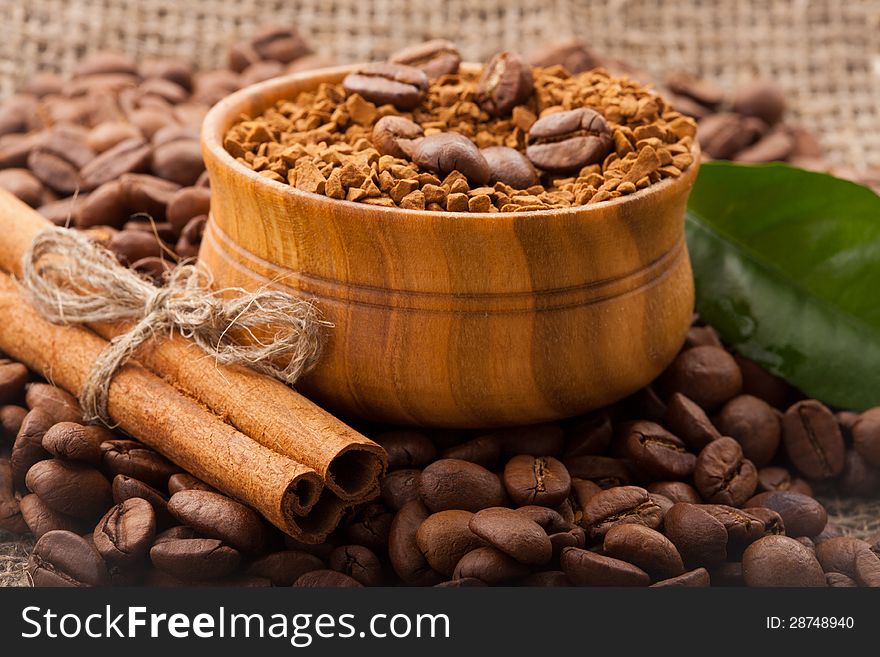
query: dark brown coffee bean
371 115 424 159
744 491 827 538
151 138 204 186
0 168 44 208
150 538 240 580
814 524 846 545
101 439 179 489
228 26 310 72
416 509 485 577
108 229 166 266
526 107 612 173
440 434 502 469
732 79 786 126
419 458 506 512
389 500 443 586
661 346 742 410
568 478 602 517
702 505 765 552
756 466 813 496
519 570 571 587
245 550 324 586
140 58 194 91
27 144 90 196
708 561 743 586
412 132 490 186
294 569 363 587
0 360 28 406
469 506 551 565
41 422 107 464
73 50 138 77
782 400 845 480
839 449 880 497
665 70 725 107
123 219 177 243
153 525 199 545
79 137 151 190
25 383 82 423
581 486 663 540
621 421 695 479
650 567 711 587
743 507 785 536
715 395 781 468
515 505 570 534
694 437 757 506
26 459 112 520
564 455 631 488
0 457 26 533
329 545 383 587
854 549 880 587
560 546 650 586
663 503 728 567
697 112 762 160
733 355 792 409
604 523 685 581
112 475 173 527
166 185 210 232
0 131 44 169
10 409 53 489
29 530 109 587
684 325 723 349
93 497 156 565
477 52 533 117
380 468 421 511
815 536 872 579
344 502 393 551
498 422 565 458
20 493 86 538
0 404 27 443
663 393 721 451
527 38 601 73
503 455 570 507
646 481 701 504
167 472 217 495
389 39 461 80
853 408 880 467
481 146 540 189
453 546 529 584
742 535 826 586
826 572 858 587
734 128 795 163
374 430 436 470
563 411 613 458
343 63 428 111
175 214 207 258
168 489 269 554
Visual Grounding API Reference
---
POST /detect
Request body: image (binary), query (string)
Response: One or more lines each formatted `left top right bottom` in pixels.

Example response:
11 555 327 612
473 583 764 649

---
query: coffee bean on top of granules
223 43 697 213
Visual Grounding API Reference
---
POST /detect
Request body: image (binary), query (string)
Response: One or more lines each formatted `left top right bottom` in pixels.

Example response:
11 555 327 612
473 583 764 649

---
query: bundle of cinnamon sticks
0 190 386 543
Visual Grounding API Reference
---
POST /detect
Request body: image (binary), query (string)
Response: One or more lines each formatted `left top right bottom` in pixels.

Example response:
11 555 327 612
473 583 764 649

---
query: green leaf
685 161 880 411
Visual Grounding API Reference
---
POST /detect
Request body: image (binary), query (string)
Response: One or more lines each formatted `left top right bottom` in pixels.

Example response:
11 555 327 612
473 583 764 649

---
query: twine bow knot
21 226 327 425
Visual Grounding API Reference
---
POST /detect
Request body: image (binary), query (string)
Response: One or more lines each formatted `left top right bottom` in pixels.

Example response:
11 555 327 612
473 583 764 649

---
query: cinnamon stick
0 271 346 542
0 190 385 500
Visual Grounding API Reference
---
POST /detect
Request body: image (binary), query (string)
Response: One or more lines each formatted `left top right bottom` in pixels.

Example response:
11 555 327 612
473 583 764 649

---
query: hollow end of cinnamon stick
284 487 349 544
327 444 386 500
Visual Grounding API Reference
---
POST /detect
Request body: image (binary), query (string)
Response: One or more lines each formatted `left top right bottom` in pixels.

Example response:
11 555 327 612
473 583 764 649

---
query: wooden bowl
200 65 700 428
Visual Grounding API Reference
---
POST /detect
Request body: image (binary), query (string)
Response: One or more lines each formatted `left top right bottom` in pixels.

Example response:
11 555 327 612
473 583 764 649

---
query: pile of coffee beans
225 40 698 212
3 315 880 586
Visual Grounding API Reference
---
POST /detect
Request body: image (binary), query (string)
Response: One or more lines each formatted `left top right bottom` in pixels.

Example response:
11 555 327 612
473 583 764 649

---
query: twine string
20 226 327 425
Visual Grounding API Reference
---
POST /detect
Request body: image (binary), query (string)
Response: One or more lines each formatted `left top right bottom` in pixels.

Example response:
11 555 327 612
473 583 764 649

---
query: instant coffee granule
224 51 696 212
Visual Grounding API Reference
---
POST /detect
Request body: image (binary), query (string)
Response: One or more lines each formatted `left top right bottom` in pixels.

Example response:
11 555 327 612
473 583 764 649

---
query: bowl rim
201 63 701 221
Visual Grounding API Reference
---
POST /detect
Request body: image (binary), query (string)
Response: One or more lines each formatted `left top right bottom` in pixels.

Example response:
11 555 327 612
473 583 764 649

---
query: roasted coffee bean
580 486 663 539
389 39 461 80
151 137 204 186
650 567 711 587
743 507 785 536
380 468 421 511
124 219 177 244
604 524 685 581
19 494 85 538
435 577 487 587
344 502 393 551
742 535 826 587
27 142 92 196
294 569 363 588
108 229 167 266
853 408 880 466
228 26 310 72
329 545 383 587
0 168 44 207
734 355 792 409
526 107 612 173
419 458 506 512
166 186 211 233
621 421 696 479
0 360 28 406
697 112 762 160
516 505 571 534
498 422 565 458
440 434 502 469
815 536 871 579
79 137 151 190
568 478 602 516
469 506 551 565
26 459 112 520
702 505 765 552
734 128 795 163
374 430 436 470
503 455 570 507
167 472 217 495
25 383 82 423
732 79 786 126
854 550 880 587
416 509 485 577
756 466 813 497
694 437 757 506
371 115 424 160
519 570 571 587
663 503 728 567
716 395 781 467
814 524 846 545
453 546 529 584
245 550 324 586
560 546 650 586
153 525 199 545
665 70 724 108
141 58 194 92
649 492 675 517
564 455 631 488
112 475 173 527
74 50 138 77
175 214 206 258
826 572 858 587
168 489 269 554
663 393 721 451
661 346 742 410
150 538 240 581
93 497 156 566
744 491 827 537
646 481 701 504
839 449 880 497
343 63 428 111
412 132 490 186
527 39 601 74
684 325 723 349
101 439 179 489
0 404 27 443
481 146 540 189
10 409 53 488
563 411 613 458
41 422 107 464
0 457 26 533
86 121 144 154
782 400 845 480
477 51 533 117
389 500 442 586
29 530 109 587
710 561 745 587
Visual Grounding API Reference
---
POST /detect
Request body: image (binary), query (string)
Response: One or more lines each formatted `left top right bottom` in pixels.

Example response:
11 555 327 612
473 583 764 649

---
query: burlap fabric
0 0 879 170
